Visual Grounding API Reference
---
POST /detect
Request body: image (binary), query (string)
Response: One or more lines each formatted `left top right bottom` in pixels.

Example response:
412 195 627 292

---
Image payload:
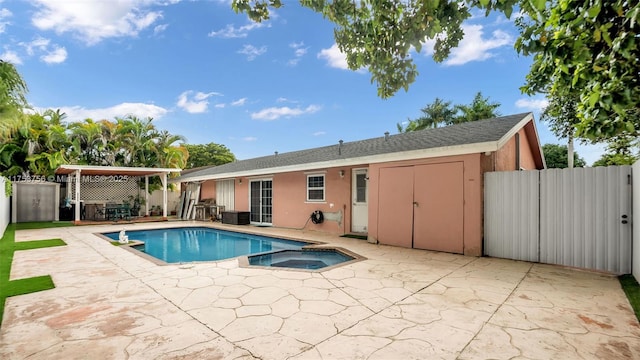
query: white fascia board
57 165 182 175
173 141 500 183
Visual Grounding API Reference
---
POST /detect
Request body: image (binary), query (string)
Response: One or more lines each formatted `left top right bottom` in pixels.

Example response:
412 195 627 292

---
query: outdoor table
105 204 131 221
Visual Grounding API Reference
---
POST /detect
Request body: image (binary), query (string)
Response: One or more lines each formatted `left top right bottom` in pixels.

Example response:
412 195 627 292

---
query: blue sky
1 0 605 165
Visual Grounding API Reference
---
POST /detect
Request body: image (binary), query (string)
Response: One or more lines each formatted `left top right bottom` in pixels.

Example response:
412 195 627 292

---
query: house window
307 174 325 201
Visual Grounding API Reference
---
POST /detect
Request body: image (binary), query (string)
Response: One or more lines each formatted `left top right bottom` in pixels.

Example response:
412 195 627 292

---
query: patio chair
93 205 106 220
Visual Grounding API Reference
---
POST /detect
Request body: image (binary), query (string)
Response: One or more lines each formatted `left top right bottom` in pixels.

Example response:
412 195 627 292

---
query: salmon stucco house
175 113 546 256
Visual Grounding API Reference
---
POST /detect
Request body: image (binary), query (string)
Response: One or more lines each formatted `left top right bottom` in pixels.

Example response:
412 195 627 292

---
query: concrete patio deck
1 222 639 359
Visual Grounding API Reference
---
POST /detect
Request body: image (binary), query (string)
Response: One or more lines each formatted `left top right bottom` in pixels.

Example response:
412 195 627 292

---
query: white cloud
313 131 326 136
238 44 266 61
251 105 321 121
54 102 168 122
317 43 366 72
40 45 67 64
231 98 247 106
30 0 163 45
515 98 549 112
243 136 257 141
176 90 222 114
208 22 266 38
14 37 67 64
153 23 168 35
288 41 308 66
214 103 225 108
22 37 50 56
276 97 297 103
443 24 513 66
1 50 22 64
318 44 348 70
0 7 12 33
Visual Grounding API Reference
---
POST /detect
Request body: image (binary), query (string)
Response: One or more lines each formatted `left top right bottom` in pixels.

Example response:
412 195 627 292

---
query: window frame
306 174 325 202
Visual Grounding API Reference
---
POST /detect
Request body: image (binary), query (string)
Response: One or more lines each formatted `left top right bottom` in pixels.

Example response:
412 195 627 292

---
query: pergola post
161 173 168 220
74 169 81 224
144 175 149 216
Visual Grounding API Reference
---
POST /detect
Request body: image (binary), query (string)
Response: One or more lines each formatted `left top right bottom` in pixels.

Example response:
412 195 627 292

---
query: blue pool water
249 249 355 270
102 227 308 263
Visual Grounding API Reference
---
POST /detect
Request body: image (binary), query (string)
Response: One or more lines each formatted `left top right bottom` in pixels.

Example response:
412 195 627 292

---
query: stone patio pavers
460 264 640 359
1 222 639 359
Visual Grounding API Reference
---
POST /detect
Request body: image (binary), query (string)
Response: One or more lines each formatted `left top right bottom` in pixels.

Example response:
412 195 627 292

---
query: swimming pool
102 227 309 263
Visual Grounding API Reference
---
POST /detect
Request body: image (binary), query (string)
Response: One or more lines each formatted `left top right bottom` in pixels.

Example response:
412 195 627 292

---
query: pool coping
92 224 366 271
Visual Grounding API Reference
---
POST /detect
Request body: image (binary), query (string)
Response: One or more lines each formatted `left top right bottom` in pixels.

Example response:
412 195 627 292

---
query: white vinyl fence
147 188 181 215
0 177 9 238
485 166 633 274
633 161 640 280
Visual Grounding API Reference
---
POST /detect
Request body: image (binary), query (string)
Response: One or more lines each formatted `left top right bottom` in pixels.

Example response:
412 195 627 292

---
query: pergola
54 165 182 224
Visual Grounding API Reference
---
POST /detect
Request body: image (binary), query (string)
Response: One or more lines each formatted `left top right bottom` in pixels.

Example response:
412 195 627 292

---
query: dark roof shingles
179 113 530 181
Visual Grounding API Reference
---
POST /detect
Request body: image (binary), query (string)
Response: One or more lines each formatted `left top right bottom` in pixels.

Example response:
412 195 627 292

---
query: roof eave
55 165 182 176
173 140 501 183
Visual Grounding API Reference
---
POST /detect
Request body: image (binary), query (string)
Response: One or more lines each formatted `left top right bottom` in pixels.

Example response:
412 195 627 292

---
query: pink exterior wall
235 177 249 211
518 128 537 170
495 132 519 171
227 170 351 234
200 180 215 201
368 153 484 256
270 169 351 234
495 125 543 171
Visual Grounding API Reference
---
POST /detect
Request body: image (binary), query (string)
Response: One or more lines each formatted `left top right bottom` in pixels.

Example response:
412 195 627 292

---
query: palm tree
118 115 159 166
398 98 456 132
68 119 107 164
0 60 29 141
155 130 188 168
452 92 501 124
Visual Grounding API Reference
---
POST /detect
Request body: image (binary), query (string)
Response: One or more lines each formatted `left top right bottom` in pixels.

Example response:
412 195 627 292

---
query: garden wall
0 177 10 238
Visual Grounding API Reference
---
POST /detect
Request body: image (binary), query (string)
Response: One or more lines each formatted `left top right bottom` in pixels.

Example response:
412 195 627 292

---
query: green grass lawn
0 224 66 327
620 274 640 321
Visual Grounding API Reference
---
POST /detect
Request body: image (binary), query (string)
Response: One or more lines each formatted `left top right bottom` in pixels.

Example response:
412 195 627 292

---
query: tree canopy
184 143 236 169
232 0 639 141
542 143 586 168
0 60 29 139
592 134 639 167
0 113 190 177
398 92 500 132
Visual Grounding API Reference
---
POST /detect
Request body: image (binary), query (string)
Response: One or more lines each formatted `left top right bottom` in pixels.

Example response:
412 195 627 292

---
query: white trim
248 175 273 181
304 170 327 175
56 164 181 175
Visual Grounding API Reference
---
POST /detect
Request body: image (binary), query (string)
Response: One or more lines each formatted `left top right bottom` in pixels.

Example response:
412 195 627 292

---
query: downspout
515 133 521 170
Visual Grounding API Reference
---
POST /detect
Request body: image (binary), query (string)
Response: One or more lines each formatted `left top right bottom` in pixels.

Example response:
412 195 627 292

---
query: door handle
622 214 628 224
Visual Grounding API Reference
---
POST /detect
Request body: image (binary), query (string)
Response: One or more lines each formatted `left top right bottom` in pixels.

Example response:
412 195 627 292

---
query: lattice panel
69 175 141 203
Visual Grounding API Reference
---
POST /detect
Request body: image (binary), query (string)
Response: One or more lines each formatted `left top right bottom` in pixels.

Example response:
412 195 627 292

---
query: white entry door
351 168 368 233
